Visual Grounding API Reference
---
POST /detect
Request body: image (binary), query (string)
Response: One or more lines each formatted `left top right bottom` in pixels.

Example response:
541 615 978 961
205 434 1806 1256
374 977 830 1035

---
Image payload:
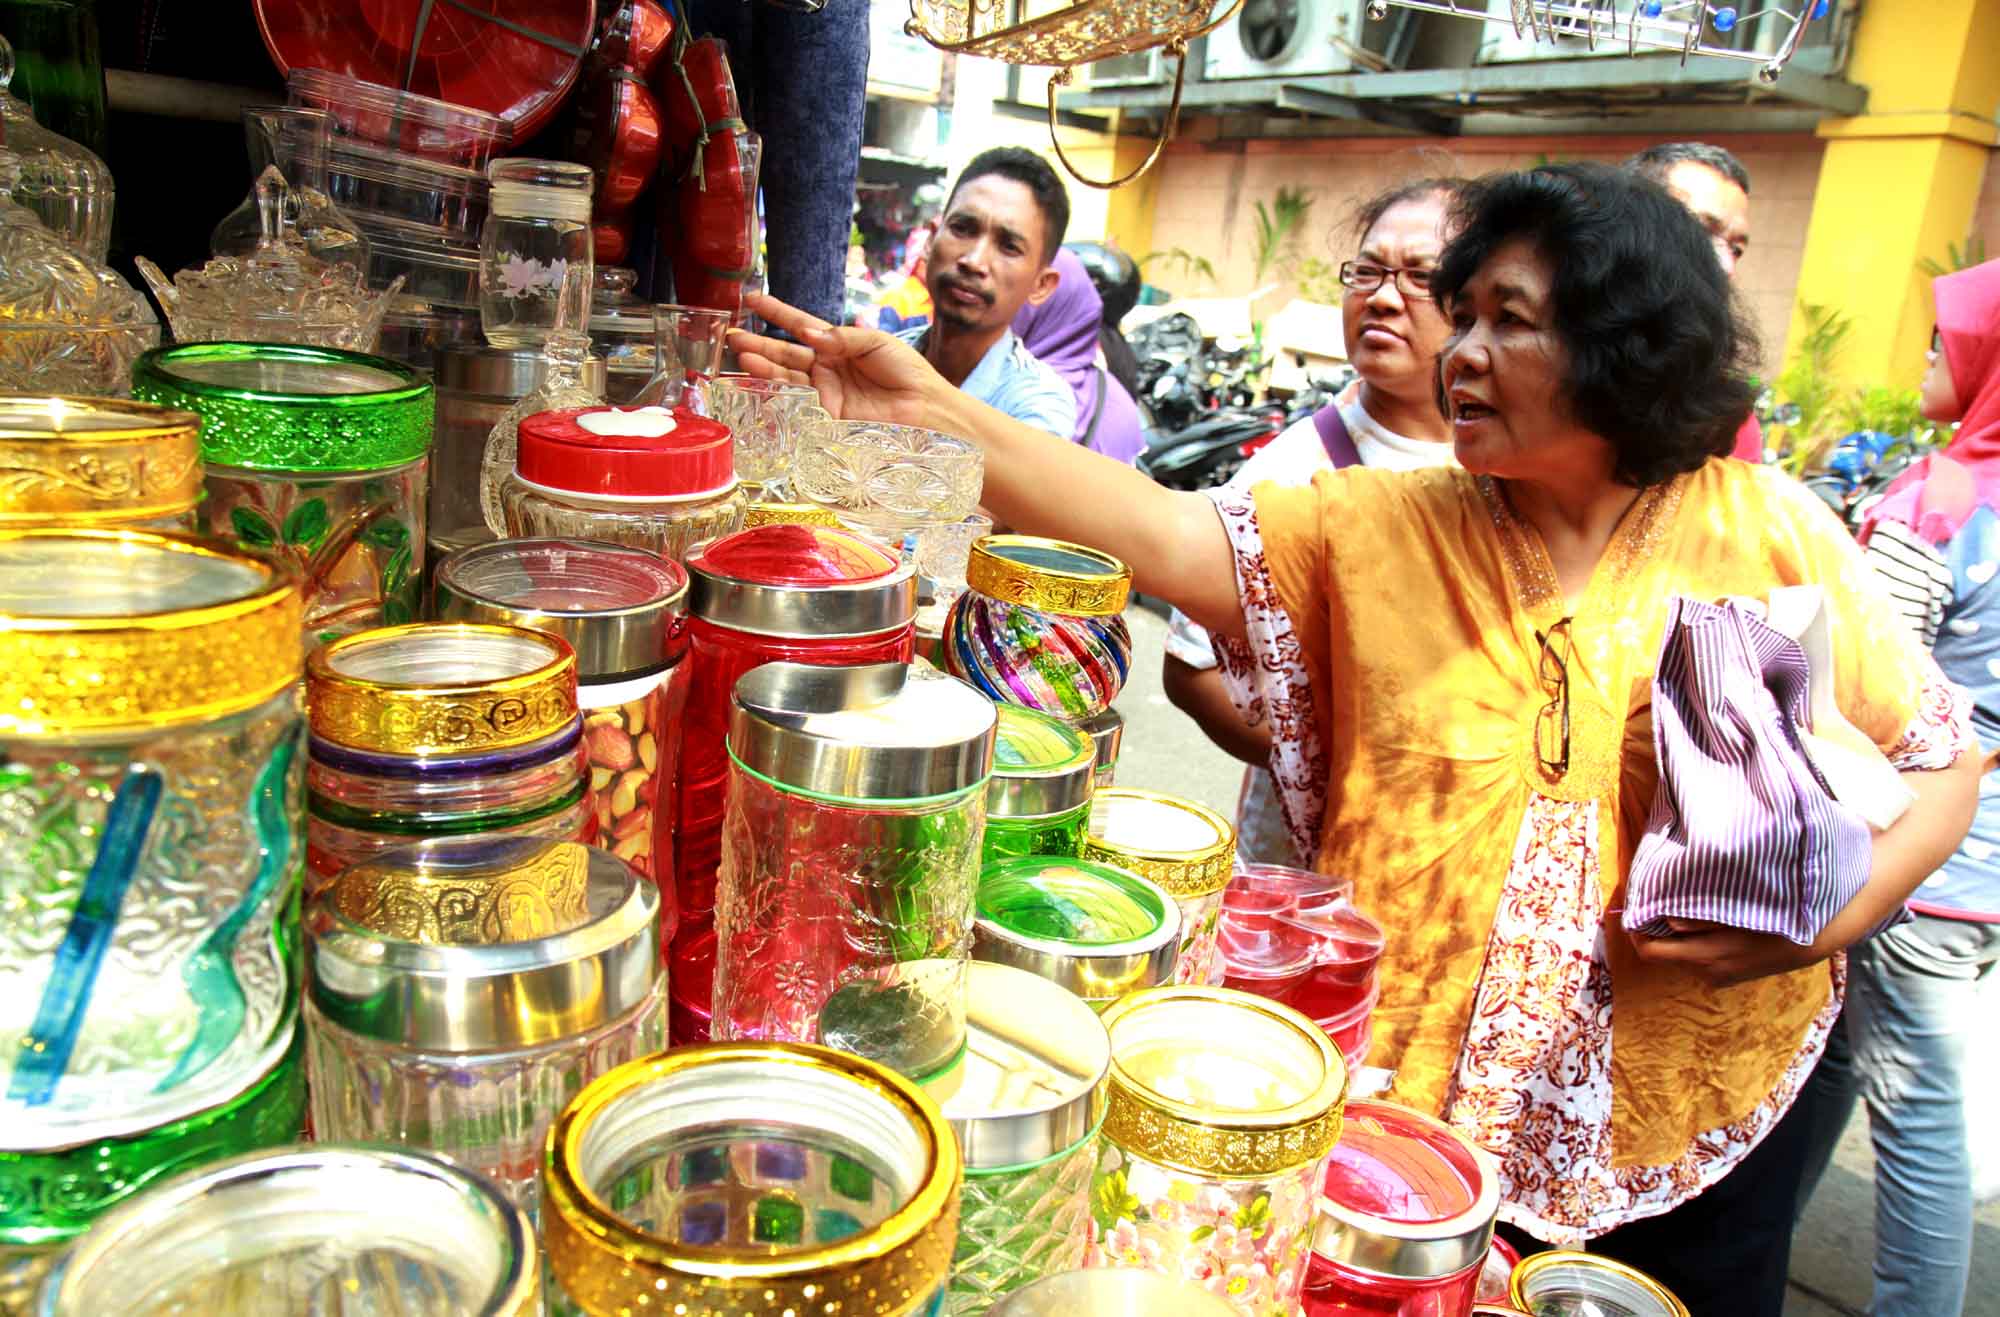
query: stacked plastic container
1214 864 1387 1069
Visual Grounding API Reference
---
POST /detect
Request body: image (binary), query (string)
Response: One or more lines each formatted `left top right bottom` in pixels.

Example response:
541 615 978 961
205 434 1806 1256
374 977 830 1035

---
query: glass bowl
791 418 983 538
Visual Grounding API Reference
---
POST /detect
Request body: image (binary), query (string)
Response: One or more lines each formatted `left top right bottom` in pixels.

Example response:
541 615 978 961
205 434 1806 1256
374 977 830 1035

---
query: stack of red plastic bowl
1216 863 1385 1066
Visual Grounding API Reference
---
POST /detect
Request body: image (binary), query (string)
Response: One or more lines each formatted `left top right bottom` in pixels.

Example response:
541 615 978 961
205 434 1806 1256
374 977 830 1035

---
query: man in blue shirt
894 148 1077 438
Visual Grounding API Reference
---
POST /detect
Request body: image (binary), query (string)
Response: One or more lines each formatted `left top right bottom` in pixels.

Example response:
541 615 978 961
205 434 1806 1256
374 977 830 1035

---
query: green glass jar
972 856 1180 1011
982 705 1095 865
131 342 434 643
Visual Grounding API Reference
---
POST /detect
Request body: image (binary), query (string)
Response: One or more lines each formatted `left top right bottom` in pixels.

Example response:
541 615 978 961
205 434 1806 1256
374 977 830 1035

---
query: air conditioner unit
1202 0 1378 81
1476 0 1648 63
1087 47 1173 88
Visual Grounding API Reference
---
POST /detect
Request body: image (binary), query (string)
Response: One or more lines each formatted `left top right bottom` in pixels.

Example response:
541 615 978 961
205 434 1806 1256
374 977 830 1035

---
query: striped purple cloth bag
1625 595 1874 945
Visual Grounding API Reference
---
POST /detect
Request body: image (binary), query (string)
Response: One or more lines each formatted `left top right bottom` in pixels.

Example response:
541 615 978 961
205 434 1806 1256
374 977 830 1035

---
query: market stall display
0 396 201 530
944 535 1133 722
972 856 1181 1009
1082 787 1236 987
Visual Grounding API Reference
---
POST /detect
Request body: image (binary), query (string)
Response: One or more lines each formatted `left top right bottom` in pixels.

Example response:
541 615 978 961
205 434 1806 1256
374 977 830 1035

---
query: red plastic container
1217 864 1387 1064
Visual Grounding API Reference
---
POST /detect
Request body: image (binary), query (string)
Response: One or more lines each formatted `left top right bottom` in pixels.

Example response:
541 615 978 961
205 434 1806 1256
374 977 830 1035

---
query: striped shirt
1866 516 1954 647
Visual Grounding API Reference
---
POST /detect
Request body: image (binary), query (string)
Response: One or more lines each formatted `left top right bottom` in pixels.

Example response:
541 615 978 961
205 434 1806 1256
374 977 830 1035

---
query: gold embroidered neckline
1476 474 1687 619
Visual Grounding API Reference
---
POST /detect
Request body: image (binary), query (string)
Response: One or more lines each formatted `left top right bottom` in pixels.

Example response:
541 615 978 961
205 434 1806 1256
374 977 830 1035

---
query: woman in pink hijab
1012 247 1147 464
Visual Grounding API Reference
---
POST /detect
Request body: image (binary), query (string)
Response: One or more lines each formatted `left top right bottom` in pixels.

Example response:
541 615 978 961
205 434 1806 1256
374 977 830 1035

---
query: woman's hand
729 293 936 427
1625 917 1826 989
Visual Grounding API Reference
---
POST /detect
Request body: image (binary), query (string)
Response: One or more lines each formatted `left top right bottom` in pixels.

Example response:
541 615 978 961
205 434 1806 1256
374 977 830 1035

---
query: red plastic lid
1314 1100 1499 1278
516 405 733 500
690 524 903 587
1216 899 1319 981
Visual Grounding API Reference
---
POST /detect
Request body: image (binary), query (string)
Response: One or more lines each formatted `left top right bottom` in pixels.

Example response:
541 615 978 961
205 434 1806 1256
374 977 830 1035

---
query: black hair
946 147 1070 266
1431 163 1759 488
1623 141 1752 196
1350 176 1464 243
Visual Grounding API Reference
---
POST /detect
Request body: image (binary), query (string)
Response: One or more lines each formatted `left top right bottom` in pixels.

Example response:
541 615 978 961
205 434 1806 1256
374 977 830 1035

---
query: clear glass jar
704 374 824 496
1089 987 1348 1317
34 1146 539 1316
541 1042 959 1317
210 106 370 272
983 704 1097 864
0 529 306 1250
973 857 1181 1011
943 535 1134 722
1509 1252 1690 1317
305 838 666 1216
1078 708 1123 789
480 158 594 349
1082 789 1237 989
1301 1100 1498 1317
628 305 732 410
0 395 201 531
714 661 995 1081
921 963 1108 1315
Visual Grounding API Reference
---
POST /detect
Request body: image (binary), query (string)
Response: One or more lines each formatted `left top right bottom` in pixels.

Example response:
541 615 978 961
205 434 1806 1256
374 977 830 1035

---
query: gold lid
964 534 1132 617
1098 986 1346 1180
306 623 579 756
0 395 202 525
0 528 301 737
543 1043 961 1316
1081 788 1236 898
743 501 843 529
1509 1251 1690 1317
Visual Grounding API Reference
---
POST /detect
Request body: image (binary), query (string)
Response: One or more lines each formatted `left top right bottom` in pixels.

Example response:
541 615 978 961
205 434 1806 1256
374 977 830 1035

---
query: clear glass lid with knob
0 34 112 262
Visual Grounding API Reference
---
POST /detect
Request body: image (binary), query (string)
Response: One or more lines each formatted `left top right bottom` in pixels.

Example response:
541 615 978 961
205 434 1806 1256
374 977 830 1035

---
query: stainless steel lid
436 343 607 399
986 704 1096 819
919 961 1108 1170
434 537 689 682
727 661 996 801
1309 1099 1500 1281
1077 706 1123 772
687 523 916 639
984 1269 1238 1315
972 857 1180 1002
306 837 661 1050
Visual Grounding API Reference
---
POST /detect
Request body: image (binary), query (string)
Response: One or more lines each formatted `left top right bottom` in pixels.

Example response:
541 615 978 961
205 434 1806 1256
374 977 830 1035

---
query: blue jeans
1797 913 2000 1317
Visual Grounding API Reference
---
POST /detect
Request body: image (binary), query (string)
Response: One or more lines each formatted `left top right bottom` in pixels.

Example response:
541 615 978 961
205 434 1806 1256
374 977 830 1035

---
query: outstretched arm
733 294 1247 640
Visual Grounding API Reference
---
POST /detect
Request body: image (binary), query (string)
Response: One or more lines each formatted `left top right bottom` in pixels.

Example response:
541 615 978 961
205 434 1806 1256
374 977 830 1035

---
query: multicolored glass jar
1089 986 1347 1317
973 856 1181 1011
34 1145 540 1315
1509 1252 1689 1317
0 395 201 530
983 704 1096 864
435 537 689 890
542 1042 961 1317
1082 789 1236 988
986 1269 1237 1315
923 961 1108 1315
679 524 916 951
1077 708 1124 789
304 622 587 886
715 661 996 1081
131 342 434 643
306 838 666 1216
0 528 306 1252
944 536 1133 722
1301 1100 1499 1317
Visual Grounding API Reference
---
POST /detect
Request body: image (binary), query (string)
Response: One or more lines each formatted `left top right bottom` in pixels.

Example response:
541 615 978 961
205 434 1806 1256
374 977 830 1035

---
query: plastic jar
33 1146 538 1316
1077 707 1124 788
0 395 202 530
1090 986 1348 1317
944 535 1134 722
714 661 995 1081
501 404 747 564
130 342 434 642
678 524 917 949
1301 1100 1500 1317
304 622 587 886
1508 1252 1690 1317
435 537 689 892
542 1042 960 1317
305 838 666 1215
973 856 1181 1010
983 704 1097 864
1082 789 1237 988
922 962 1108 1315
0 529 306 1252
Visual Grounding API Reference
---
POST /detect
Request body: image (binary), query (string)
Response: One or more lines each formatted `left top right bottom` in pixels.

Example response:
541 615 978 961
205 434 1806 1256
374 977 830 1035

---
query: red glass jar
1302 1100 1500 1317
668 927 716 1045
677 524 917 952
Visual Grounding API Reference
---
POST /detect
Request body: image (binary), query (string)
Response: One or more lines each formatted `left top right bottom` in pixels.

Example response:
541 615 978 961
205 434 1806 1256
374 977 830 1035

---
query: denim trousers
1796 912 2000 1317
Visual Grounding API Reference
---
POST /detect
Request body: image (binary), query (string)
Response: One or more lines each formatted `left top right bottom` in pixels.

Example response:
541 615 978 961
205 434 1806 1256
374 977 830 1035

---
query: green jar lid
987 704 1095 819
972 856 1180 1004
131 342 433 473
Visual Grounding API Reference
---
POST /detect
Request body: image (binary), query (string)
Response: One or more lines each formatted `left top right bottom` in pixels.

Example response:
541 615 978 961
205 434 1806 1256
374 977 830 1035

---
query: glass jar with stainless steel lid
943 536 1133 722
1082 788 1236 987
973 856 1180 1011
541 1042 960 1317
1509 1251 1690 1317
1076 708 1123 789
0 395 201 530
982 704 1096 864
305 838 665 1215
919 961 1108 1315
33 1145 540 1316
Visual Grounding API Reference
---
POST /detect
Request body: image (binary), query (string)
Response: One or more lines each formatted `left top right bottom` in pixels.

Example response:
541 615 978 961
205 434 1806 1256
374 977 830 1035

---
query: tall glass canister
1089 986 1348 1316
542 1043 961 1317
943 536 1133 723
1083 789 1237 988
306 838 666 1216
972 856 1180 1011
0 529 307 1260
922 961 1108 1315
130 342 434 642
982 704 1097 864
714 661 996 1081
0 395 201 531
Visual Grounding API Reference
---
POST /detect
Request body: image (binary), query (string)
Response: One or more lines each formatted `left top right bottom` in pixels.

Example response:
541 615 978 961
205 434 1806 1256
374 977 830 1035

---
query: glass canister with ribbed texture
0 395 202 530
982 704 1095 865
943 536 1133 723
972 856 1180 1011
1082 789 1236 988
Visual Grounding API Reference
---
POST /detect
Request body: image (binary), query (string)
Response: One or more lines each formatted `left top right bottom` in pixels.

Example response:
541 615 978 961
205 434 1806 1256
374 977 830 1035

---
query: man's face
1662 160 1751 279
926 175 1060 333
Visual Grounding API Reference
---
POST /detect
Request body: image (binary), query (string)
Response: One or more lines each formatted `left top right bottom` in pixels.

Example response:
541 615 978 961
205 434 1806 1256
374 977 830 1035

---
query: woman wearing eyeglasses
732 163 1979 1315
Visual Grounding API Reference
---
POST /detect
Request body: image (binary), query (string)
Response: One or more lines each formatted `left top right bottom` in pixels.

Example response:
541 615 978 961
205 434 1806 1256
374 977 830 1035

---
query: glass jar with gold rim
541 1041 960 1317
0 528 306 1254
943 536 1134 723
1508 1251 1690 1317
0 395 202 530
1081 788 1236 987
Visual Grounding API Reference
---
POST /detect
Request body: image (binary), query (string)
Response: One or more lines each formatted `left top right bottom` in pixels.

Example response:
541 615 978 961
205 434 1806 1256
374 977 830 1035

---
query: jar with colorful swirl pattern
944 536 1133 722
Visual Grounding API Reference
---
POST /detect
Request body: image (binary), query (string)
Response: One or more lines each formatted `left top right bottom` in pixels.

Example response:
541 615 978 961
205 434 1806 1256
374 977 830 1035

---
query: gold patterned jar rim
543 1043 962 1316
0 528 301 737
1098 986 1347 1180
1081 788 1236 898
1509 1251 1690 1316
0 395 204 524
306 622 579 757
743 501 844 529
964 534 1133 617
